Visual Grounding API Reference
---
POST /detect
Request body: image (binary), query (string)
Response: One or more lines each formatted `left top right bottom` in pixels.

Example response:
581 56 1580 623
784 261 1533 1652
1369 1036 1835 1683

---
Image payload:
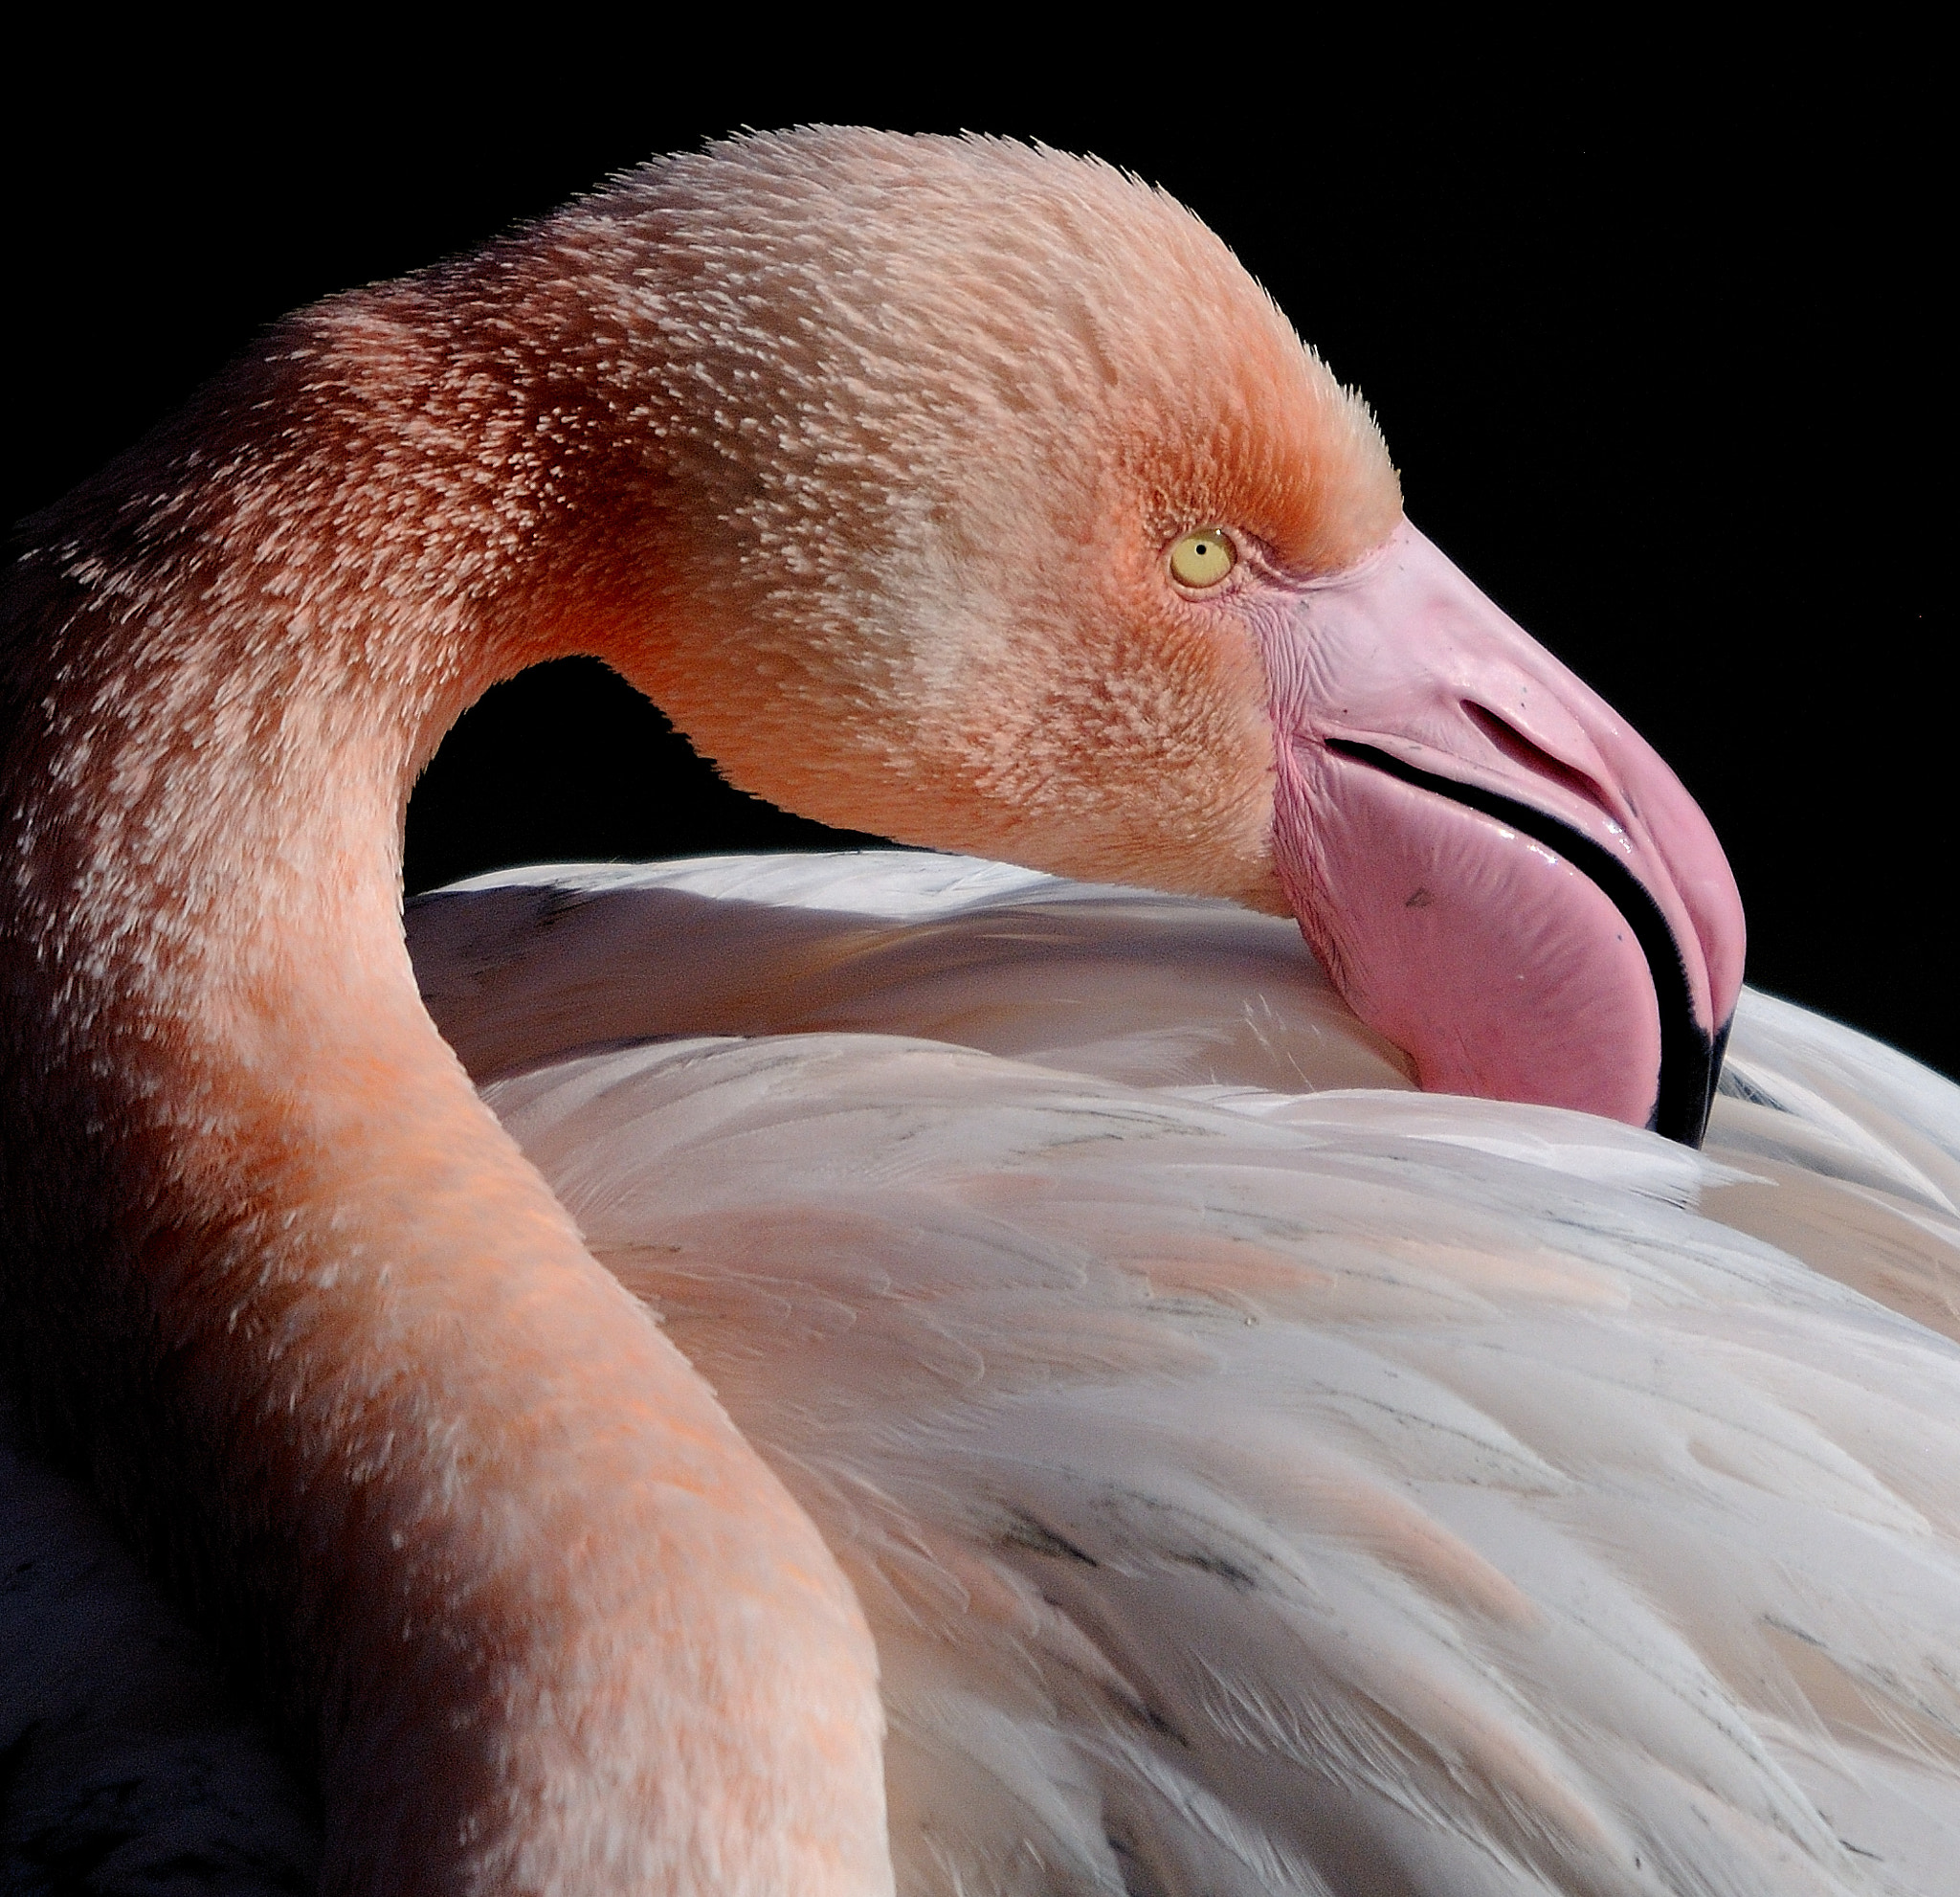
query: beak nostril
1462 703 1621 828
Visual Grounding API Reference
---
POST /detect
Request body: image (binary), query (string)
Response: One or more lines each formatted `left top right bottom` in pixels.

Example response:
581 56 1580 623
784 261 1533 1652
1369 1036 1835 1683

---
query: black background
8 48 1949 1079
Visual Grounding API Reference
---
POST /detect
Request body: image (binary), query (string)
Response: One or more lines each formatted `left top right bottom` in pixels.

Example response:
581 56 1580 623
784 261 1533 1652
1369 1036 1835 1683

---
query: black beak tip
1653 1013 1730 1149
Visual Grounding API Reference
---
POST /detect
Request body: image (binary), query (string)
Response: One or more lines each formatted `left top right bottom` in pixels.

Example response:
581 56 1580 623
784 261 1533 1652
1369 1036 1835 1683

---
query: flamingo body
0 126 1883 1890
6 851 1959 1891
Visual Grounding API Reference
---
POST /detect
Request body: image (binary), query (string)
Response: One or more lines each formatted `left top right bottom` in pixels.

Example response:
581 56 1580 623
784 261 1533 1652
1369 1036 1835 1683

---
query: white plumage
6 850 1959 1894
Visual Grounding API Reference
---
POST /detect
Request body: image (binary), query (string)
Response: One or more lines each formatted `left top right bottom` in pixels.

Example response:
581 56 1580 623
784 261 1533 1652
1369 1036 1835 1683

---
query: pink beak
1260 522 1746 1145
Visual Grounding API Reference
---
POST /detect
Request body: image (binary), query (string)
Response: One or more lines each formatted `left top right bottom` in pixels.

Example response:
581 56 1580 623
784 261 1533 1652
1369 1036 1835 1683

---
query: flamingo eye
1169 528 1236 589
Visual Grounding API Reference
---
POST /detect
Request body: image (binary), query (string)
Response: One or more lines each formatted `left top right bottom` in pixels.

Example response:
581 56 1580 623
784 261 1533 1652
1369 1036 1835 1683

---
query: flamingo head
582 129 1743 1143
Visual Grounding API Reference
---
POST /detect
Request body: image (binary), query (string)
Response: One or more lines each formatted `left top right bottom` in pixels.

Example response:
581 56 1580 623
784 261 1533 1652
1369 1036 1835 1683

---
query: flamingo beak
1258 521 1745 1145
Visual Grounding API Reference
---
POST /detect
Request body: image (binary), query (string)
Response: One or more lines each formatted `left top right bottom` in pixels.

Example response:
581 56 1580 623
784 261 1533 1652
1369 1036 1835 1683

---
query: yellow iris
1169 528 1235 588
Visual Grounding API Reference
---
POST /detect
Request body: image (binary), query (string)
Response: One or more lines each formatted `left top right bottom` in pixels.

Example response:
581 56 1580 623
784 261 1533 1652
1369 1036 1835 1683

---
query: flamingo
1 127 1954 1894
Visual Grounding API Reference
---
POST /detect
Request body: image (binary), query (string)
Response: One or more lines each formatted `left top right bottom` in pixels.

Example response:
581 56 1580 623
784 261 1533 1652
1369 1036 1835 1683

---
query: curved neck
0 259 890 1893
2 237 692 1132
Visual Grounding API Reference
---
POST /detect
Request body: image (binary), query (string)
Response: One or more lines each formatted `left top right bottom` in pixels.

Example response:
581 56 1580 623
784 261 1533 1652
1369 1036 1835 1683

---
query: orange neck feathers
0 131 1399 1889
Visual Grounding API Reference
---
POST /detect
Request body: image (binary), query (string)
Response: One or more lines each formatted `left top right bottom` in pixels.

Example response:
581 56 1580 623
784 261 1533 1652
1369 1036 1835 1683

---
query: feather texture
7 851 1956 1894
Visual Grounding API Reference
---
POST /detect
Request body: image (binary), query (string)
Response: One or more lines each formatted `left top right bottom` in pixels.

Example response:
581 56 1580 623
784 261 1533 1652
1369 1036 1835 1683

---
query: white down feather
5 851 1958 1895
